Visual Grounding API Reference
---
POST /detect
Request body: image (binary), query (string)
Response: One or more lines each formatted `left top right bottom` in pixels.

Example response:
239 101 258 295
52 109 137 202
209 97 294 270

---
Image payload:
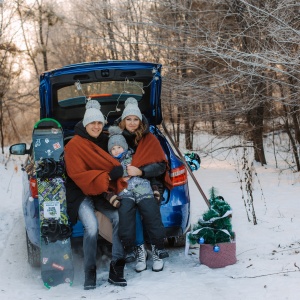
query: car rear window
51 78 152 126
57 81 144 107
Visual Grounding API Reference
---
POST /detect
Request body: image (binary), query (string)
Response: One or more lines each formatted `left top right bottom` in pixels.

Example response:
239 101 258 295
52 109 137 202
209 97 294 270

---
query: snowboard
33 118 73 288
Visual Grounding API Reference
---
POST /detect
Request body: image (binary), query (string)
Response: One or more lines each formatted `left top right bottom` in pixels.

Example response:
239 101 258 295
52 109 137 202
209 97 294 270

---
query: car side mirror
9 143 30 155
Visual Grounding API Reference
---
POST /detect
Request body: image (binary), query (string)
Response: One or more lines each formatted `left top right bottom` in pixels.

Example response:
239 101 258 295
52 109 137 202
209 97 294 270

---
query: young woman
64 100 127 290
117 97 173 272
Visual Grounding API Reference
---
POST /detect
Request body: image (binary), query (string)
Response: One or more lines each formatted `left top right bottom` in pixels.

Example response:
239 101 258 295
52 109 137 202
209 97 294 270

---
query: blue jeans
135 210 144 246
78 197 124 271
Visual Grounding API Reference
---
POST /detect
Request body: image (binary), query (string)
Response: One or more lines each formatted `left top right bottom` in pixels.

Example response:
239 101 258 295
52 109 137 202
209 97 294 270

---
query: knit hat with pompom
83 99 105 127
121 97 142 121
108 126 128 155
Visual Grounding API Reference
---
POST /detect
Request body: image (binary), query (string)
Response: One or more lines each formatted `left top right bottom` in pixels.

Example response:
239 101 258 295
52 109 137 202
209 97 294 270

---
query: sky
1 132 300 300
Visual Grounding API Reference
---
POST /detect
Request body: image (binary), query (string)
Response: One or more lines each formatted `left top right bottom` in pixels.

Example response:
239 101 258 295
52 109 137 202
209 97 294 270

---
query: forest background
0 0 299 173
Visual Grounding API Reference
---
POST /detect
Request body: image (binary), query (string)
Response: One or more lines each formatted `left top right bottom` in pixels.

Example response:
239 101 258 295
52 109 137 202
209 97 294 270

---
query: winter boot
125 250 136 263
108 259 127 286
151 245 164 272
152 244 169 259
124 246 136 263
135 244 147 272
84 266 96 290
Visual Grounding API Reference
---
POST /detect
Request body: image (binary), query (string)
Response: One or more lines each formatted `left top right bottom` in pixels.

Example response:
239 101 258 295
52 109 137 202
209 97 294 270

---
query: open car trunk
39 61 163 133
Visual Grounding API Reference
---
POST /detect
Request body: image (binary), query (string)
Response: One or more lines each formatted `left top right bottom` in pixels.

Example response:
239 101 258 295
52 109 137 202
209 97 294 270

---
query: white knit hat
83 100 105 127
121 97 142 120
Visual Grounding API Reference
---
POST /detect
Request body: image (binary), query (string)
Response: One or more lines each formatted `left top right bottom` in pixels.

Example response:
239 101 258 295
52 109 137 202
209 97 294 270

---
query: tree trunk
291 106 300 145
283 105 300 172
247 103 267 165
209 102 216 135
176 108 181 148
38 3 48 71
184 115 192 150
288 74 300 144
0 98 4 153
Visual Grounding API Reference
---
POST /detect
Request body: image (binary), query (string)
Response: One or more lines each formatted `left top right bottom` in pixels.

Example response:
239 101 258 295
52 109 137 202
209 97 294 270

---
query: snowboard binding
41 219 72 244
36 158 65 179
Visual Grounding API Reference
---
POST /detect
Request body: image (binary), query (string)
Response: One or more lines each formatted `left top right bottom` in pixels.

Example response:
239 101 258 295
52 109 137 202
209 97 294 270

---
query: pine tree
188 187 234 247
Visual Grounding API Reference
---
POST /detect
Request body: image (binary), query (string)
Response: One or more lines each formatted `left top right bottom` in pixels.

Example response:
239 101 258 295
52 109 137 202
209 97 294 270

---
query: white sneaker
135 244 147 272
151 245 164 272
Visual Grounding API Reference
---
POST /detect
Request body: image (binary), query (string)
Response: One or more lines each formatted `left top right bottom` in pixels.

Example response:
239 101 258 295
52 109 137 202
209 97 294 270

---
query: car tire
167 235 186 247
26 232 40 267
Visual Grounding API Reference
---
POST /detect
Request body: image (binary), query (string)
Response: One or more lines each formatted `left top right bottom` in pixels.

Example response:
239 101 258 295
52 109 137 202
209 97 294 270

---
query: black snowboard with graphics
33 118 73 288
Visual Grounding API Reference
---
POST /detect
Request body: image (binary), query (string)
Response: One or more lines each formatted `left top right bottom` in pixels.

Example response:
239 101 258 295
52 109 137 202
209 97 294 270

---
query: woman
117 97 173 272
64 100 127 290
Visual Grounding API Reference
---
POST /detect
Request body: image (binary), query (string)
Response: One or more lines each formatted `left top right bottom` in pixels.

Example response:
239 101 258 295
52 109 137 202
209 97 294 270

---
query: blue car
9 60 190 267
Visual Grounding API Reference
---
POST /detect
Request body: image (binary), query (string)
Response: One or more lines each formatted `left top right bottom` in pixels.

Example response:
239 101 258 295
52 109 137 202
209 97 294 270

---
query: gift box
199 239 236 268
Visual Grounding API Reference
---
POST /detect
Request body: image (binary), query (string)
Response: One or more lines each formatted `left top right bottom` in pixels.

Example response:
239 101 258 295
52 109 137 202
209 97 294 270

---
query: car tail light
170 165 187 186
29 178 38 198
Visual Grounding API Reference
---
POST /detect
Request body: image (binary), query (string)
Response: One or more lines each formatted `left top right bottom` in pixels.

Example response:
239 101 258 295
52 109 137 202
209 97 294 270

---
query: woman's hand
126 164 143 176
123 176 131 182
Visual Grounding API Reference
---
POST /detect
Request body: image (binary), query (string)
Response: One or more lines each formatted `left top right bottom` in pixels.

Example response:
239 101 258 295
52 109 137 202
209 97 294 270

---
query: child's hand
126 164 143 176
123 176 131 182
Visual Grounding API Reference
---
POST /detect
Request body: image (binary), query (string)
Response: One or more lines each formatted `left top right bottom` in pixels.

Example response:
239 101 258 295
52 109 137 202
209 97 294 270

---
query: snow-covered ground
1 133 300 300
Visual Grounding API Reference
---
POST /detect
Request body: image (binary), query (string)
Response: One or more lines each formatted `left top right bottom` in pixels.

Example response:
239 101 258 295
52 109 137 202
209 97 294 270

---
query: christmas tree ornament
184 152 201 172
199 237 205 244
213 245 220 252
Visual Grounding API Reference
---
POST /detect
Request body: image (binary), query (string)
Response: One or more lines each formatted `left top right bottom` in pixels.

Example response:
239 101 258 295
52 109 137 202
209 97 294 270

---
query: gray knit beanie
108 126 128 155
121 97 142 120
83 100 105 127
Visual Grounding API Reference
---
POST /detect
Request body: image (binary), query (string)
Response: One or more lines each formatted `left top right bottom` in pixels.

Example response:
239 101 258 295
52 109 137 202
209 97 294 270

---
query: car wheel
167 235 186 247
26 232 40 267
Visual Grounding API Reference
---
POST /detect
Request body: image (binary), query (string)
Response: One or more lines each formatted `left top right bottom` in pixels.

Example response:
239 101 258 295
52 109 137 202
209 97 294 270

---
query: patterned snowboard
33 118 74 288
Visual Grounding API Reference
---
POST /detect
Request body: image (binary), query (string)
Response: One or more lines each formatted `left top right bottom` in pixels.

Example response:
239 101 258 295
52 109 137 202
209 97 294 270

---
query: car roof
40 60 162 76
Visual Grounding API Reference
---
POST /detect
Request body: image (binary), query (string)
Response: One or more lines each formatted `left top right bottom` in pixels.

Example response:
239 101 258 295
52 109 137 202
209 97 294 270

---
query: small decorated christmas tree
188 187 235 251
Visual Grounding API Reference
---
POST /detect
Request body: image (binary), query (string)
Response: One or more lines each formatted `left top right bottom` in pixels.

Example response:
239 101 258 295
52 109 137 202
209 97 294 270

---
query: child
107 126 161 205
108 126 169 269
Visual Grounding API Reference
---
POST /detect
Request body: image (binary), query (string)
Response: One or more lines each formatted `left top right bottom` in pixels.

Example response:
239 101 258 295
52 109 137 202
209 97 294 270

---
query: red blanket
131 133 173 190
64 135 127 195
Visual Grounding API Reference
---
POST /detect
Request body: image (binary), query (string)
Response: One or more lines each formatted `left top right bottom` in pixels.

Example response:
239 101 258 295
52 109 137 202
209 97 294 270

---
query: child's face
111 145 124 157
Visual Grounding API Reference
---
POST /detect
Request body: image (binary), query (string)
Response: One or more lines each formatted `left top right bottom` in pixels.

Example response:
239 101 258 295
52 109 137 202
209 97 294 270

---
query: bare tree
0 1 23 151
150 0 299 166
16 0 63 78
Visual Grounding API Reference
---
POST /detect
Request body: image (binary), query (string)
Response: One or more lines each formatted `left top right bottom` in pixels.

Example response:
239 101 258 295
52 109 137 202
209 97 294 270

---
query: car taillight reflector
29 178 38 198
170 165 187 186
